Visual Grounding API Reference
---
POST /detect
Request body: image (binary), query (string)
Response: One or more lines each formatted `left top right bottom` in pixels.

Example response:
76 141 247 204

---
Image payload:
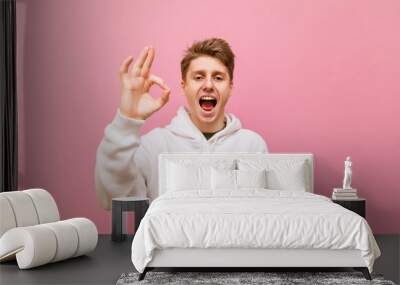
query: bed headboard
158 153 314 195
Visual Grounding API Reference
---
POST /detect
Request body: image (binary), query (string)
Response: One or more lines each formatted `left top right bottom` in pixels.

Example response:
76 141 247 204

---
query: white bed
131 153 380 280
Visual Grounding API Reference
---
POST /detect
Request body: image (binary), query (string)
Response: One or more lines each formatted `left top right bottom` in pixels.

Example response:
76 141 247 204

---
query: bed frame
138 153 372 280
141 248 371 280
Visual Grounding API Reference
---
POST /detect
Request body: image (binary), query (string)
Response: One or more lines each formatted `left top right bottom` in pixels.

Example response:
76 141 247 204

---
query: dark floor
0 234 399 285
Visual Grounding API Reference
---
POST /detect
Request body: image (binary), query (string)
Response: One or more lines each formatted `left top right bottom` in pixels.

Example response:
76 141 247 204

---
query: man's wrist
113 108 145 129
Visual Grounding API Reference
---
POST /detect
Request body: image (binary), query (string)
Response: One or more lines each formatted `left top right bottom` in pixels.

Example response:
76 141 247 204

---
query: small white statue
342 156 352 189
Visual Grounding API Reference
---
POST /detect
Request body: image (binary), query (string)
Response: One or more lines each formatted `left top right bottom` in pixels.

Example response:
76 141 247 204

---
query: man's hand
119 47 170 120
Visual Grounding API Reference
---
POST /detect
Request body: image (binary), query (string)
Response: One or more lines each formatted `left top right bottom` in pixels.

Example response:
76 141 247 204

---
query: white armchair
0 189 98 269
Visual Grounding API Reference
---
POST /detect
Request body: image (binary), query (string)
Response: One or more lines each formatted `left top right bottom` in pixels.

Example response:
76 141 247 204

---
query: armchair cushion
0 189 97 269
0 218 97 269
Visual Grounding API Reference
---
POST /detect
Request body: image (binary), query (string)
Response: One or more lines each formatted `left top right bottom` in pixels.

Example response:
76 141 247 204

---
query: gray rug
116 271 397 285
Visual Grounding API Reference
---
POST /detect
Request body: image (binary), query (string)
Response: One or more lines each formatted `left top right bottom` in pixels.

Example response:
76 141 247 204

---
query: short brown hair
180 38 235 82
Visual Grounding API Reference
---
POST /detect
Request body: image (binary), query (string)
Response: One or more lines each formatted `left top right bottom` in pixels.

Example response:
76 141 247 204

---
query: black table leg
134 201 149 234
112 200 124 241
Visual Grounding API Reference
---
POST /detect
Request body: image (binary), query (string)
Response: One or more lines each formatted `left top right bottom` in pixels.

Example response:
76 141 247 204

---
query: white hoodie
95 106 268 210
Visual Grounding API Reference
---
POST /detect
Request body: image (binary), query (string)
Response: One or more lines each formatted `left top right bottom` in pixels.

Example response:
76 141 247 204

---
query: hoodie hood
165 106 242 142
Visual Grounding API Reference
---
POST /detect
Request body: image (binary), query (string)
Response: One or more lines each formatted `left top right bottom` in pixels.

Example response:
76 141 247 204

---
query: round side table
111 197 149 242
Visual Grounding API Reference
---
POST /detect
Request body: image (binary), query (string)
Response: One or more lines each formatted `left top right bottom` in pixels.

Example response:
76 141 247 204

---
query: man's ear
180 79 186 96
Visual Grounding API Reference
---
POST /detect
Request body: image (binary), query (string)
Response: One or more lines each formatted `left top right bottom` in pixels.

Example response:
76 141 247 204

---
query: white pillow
167 162 211 191
211 168 236 190
211 168 268 190
166 159 236 192
266 166 306 191
238 159 308 191
237 169 267 189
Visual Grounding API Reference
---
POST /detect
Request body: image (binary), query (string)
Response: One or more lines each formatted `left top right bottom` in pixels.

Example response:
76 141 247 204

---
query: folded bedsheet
131 190 381 273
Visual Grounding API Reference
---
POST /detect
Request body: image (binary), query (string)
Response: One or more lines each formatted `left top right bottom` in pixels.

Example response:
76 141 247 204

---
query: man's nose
202 77 214 91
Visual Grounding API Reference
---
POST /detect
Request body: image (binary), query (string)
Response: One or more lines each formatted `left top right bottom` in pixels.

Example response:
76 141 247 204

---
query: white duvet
131 190 380 273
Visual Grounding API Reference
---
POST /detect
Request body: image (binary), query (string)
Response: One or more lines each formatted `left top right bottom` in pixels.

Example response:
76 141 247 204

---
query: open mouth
199 96 217 112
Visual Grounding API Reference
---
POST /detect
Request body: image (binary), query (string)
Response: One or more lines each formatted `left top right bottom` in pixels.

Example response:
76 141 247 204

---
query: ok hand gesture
119 47 170 120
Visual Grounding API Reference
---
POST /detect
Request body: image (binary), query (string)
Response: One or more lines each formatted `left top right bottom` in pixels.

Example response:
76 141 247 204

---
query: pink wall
16 0 400 234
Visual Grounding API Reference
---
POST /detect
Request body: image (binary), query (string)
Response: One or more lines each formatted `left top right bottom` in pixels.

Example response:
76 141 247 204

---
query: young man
95 38 268 210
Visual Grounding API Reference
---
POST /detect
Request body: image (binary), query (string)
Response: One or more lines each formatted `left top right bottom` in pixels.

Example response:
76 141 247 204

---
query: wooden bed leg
138 268 148 281
354 267 372 280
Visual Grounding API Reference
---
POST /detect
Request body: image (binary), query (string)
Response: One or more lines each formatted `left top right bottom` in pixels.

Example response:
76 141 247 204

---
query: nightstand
112 197 149 242
332 198 366 218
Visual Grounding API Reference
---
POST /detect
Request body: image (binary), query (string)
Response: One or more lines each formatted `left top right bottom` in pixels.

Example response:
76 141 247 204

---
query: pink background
16 0 400 234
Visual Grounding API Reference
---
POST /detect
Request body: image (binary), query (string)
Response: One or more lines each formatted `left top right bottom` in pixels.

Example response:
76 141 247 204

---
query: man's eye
215 76 223 81
195 76 202 80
